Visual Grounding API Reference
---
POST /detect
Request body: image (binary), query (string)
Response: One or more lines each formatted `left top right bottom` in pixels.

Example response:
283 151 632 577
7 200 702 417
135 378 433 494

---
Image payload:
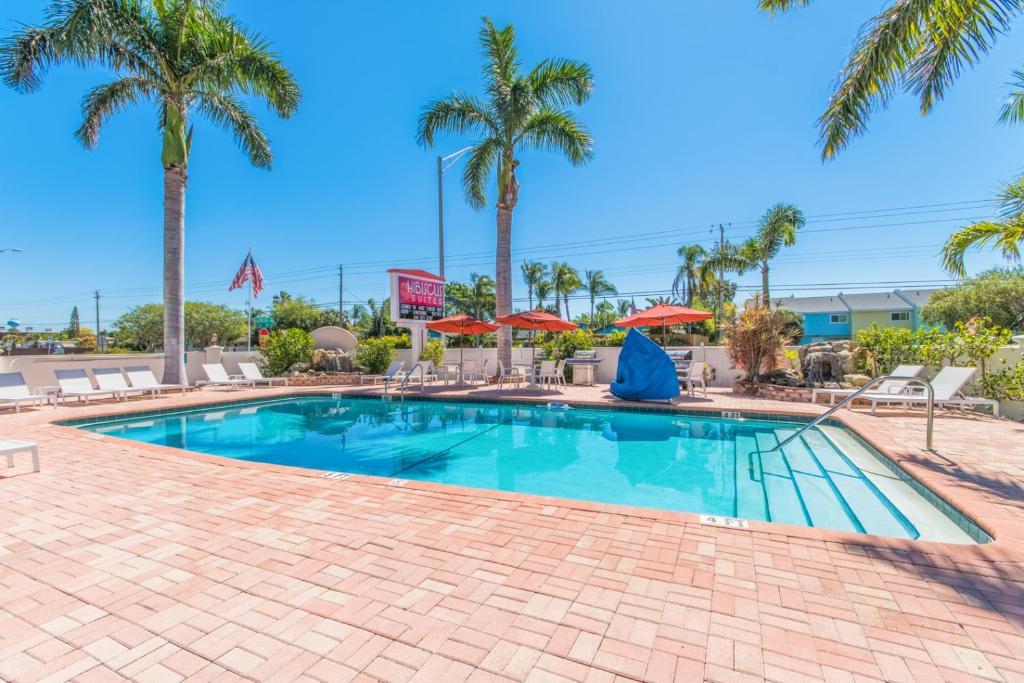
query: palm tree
739 203 805 302
550 262 582 320
535 280 554 312
942 74 1024 277
942 178 1024 277
417 18 593 370
358 298 397 338
760 1 1024 160
466 272 496 321
672 244 716 306
521 261 547 310
579 300 616 332
1 0 300 384
584 269 617 319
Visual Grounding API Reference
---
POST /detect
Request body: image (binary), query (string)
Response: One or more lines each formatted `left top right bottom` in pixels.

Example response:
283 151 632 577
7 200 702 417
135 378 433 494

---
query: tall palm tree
615 299 633 318
942 178 1024 277
535 279 554 312
584 269 617 319
740 203 805 302
671 244 715 306
550 261 582 320
520 261 547 310
417 18 593 370
760 1 1024 160
1 0 300 384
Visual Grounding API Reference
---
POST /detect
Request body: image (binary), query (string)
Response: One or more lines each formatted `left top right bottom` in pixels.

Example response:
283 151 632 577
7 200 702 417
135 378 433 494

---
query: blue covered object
610 329 680 401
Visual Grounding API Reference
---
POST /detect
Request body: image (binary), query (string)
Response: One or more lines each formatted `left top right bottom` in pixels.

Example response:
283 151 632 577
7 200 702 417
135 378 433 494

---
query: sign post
388 269 445 363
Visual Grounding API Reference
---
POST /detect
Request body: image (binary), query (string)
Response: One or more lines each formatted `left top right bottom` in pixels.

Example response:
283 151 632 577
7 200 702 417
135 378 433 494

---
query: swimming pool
74 395 984 543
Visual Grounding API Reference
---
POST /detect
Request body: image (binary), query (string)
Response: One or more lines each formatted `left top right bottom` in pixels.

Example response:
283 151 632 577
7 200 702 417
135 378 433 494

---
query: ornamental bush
355 336 398 375
262 328 314 376
419 338 445 367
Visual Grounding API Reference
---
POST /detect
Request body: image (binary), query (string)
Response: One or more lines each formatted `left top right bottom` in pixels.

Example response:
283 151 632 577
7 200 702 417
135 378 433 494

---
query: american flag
229 249 264 298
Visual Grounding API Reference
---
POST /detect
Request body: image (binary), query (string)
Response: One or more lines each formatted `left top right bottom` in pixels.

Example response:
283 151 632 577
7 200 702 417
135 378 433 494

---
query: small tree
67 306 81 338
262 328 314 376
724 304 789 382
419 339 445 368
922 266 1024 332
355 337 398 375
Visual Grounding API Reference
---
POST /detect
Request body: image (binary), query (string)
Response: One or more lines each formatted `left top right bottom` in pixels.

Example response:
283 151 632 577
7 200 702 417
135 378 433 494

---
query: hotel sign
389 269 445 323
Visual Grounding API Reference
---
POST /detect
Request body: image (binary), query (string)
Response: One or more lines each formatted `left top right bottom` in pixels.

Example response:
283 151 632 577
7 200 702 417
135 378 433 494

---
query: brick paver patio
1 384 1022 682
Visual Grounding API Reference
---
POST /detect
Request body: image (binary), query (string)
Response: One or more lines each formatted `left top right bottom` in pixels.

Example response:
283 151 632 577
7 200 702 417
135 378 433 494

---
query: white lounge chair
360 361 405 387
55 369 127 404
812 364 925 405
0 440 39 472
0 372 54 412
124 366 186 395
197 364 256 389
858 366 1000 416
238 362 289 387
684 362 708 397
92 368 149 400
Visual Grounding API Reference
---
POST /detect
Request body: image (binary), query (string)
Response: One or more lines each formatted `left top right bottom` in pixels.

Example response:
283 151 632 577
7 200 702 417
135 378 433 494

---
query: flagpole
247 247 253 352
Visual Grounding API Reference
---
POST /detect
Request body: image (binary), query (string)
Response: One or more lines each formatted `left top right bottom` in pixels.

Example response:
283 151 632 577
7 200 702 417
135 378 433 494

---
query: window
891 311 910 321
829 314 848 324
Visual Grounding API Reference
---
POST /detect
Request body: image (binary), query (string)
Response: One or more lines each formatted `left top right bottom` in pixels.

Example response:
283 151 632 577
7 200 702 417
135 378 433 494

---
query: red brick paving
0 383 1022 682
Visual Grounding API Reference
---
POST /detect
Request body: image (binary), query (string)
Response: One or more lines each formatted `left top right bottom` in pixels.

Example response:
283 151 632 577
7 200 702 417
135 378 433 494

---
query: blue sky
1 1 1020 332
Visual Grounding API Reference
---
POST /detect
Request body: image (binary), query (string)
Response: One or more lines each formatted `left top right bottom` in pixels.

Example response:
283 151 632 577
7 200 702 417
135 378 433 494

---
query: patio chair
462 360 488 385
92 367 149 400
197 364 256 389
55 369 127 404
811 364 925 405
0 372 53 412
0 440 39 473
684 362 708 397
552 359 567 389
400 361 439 391
124 366 187 395
440 362 462 385
238 362 289 387
496 360 525 389
359 361 404 385
857 366 999 416
536 360 558 390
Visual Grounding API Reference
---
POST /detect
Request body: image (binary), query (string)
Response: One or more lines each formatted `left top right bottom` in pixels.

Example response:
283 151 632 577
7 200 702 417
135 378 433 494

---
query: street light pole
436 146 473 281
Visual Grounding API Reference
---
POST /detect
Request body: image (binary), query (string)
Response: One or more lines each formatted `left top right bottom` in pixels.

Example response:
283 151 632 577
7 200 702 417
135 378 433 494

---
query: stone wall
283 374 364 387
733 381 814 403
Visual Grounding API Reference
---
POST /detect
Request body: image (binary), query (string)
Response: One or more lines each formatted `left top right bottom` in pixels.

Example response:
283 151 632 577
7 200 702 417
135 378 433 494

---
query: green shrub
355 337 398 375
856 318 1011 377
378 334 411 349
538 329 594 381
262 328 314 375
419 338 444 367
978 356 1024 401
601 330 626 347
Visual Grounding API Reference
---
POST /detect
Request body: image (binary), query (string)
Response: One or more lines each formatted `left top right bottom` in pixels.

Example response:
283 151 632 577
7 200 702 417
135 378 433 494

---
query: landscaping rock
844 373 871 387
312 348 353 373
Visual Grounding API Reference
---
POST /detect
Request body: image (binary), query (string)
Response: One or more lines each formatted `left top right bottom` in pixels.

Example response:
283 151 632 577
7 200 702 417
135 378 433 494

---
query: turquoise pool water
76 396 981 543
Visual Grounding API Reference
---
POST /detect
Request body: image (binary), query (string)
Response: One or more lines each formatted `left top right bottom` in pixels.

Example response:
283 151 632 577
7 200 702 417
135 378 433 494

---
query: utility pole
94 289 102 353
338 264 344 326
437 156 445 280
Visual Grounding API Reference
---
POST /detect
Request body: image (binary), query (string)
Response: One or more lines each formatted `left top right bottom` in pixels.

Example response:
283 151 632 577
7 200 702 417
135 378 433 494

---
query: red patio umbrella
614 303 712 347
495 310 578 383
426 314 500 370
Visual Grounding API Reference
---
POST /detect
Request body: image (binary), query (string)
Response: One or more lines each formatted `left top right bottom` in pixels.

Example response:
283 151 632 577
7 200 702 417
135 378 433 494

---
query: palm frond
907 0 1021 114
517 109 593 165
462 137 500 209
479 17 519 105
528 58 594 107
758 0 813 14
417 93 497 146
75 76 156 148
817 0 932 160
999 69 1024 125
941 219 1024 277
197 90 272 168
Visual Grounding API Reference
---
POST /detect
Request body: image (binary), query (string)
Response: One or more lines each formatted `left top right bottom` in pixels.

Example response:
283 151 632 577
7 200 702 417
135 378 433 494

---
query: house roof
840 291 912 311
894 288 941 307
762 295 849 314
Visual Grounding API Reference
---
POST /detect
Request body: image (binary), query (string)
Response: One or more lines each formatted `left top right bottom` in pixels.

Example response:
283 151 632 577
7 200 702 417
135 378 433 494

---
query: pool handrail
768 375 934 453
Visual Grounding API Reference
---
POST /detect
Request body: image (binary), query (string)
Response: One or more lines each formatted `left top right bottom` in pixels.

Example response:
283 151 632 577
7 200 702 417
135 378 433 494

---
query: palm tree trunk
761 263 770 303
162 166 186 385
590 294 595 320
564 295 571 321
495 205 513 370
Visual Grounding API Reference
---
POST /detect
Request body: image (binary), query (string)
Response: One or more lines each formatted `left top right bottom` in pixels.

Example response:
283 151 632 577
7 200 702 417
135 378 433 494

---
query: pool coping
47 387 1002 554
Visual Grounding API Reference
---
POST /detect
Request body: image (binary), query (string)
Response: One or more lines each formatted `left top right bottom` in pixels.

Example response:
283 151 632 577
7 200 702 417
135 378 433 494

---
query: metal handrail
768 375 934 452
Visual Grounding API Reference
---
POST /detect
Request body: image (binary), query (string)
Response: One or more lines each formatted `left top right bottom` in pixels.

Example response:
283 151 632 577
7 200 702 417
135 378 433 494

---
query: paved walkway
0 384 1022 682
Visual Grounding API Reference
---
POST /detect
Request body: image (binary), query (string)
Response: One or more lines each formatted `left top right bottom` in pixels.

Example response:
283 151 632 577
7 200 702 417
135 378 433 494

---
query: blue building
770 295 851 345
